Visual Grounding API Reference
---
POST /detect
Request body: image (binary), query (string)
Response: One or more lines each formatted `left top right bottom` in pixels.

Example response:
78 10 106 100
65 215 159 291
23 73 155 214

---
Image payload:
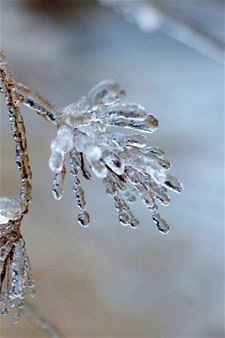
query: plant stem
23 302 62 338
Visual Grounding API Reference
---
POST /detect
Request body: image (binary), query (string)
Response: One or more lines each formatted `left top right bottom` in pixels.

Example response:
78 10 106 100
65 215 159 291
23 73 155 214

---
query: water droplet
152 213 170 234
78 211 90 227
119 211 129 226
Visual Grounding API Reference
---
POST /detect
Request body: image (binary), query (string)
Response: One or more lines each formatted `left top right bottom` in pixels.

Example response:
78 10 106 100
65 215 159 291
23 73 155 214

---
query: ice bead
78 210 90 227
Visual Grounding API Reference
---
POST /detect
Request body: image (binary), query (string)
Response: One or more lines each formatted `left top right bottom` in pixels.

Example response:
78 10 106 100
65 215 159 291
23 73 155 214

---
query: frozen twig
99 0 225 64
0 50 32 214
14 82 58 124
23 302 62 338
0 49 183 327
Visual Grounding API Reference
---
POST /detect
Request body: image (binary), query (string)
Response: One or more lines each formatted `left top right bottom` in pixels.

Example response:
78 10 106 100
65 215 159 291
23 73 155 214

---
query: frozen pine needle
49 79 183 230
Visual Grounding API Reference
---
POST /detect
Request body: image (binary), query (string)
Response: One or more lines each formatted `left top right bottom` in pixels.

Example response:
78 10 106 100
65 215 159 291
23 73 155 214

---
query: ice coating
49 80 183 231
0 198 35 321
0 233 35 322
0 198 22 224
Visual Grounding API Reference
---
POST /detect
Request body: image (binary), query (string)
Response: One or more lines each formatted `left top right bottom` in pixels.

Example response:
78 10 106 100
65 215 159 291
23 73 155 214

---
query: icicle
152 213 170 234
52 169 65 200
106 103 158 133
78 211 90 227
72 176 86 210
69 149 80 176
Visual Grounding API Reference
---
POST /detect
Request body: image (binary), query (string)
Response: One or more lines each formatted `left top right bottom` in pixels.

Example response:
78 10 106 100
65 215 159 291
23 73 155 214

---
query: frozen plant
49 80 183 230
0 202 35 323
0 50 183 322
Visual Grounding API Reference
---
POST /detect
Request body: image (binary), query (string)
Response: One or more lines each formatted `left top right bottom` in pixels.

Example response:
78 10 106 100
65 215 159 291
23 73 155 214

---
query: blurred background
0 0 224 337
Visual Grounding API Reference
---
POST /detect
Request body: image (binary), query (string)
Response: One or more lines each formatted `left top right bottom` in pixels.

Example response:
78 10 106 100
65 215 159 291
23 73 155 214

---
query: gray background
0 0 224 337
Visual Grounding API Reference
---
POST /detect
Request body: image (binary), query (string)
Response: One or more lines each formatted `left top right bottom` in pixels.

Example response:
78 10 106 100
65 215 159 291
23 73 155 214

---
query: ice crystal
0 198 35 323
49 80 183 232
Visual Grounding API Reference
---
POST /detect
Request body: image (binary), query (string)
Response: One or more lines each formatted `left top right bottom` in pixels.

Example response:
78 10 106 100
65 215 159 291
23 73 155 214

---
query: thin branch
0 49 183 334
0 51 32 216
100 0 225 64
14 82 58 125
0 50 62 336
23 302 62 338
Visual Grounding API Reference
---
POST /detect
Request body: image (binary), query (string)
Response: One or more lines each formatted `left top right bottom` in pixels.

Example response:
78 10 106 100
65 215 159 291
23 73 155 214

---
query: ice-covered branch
14 82 58 124
0 50 35 322
0 50 32 215
99 0 225 64
49 79 183 230
23 302 62 338
0 50 183 325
